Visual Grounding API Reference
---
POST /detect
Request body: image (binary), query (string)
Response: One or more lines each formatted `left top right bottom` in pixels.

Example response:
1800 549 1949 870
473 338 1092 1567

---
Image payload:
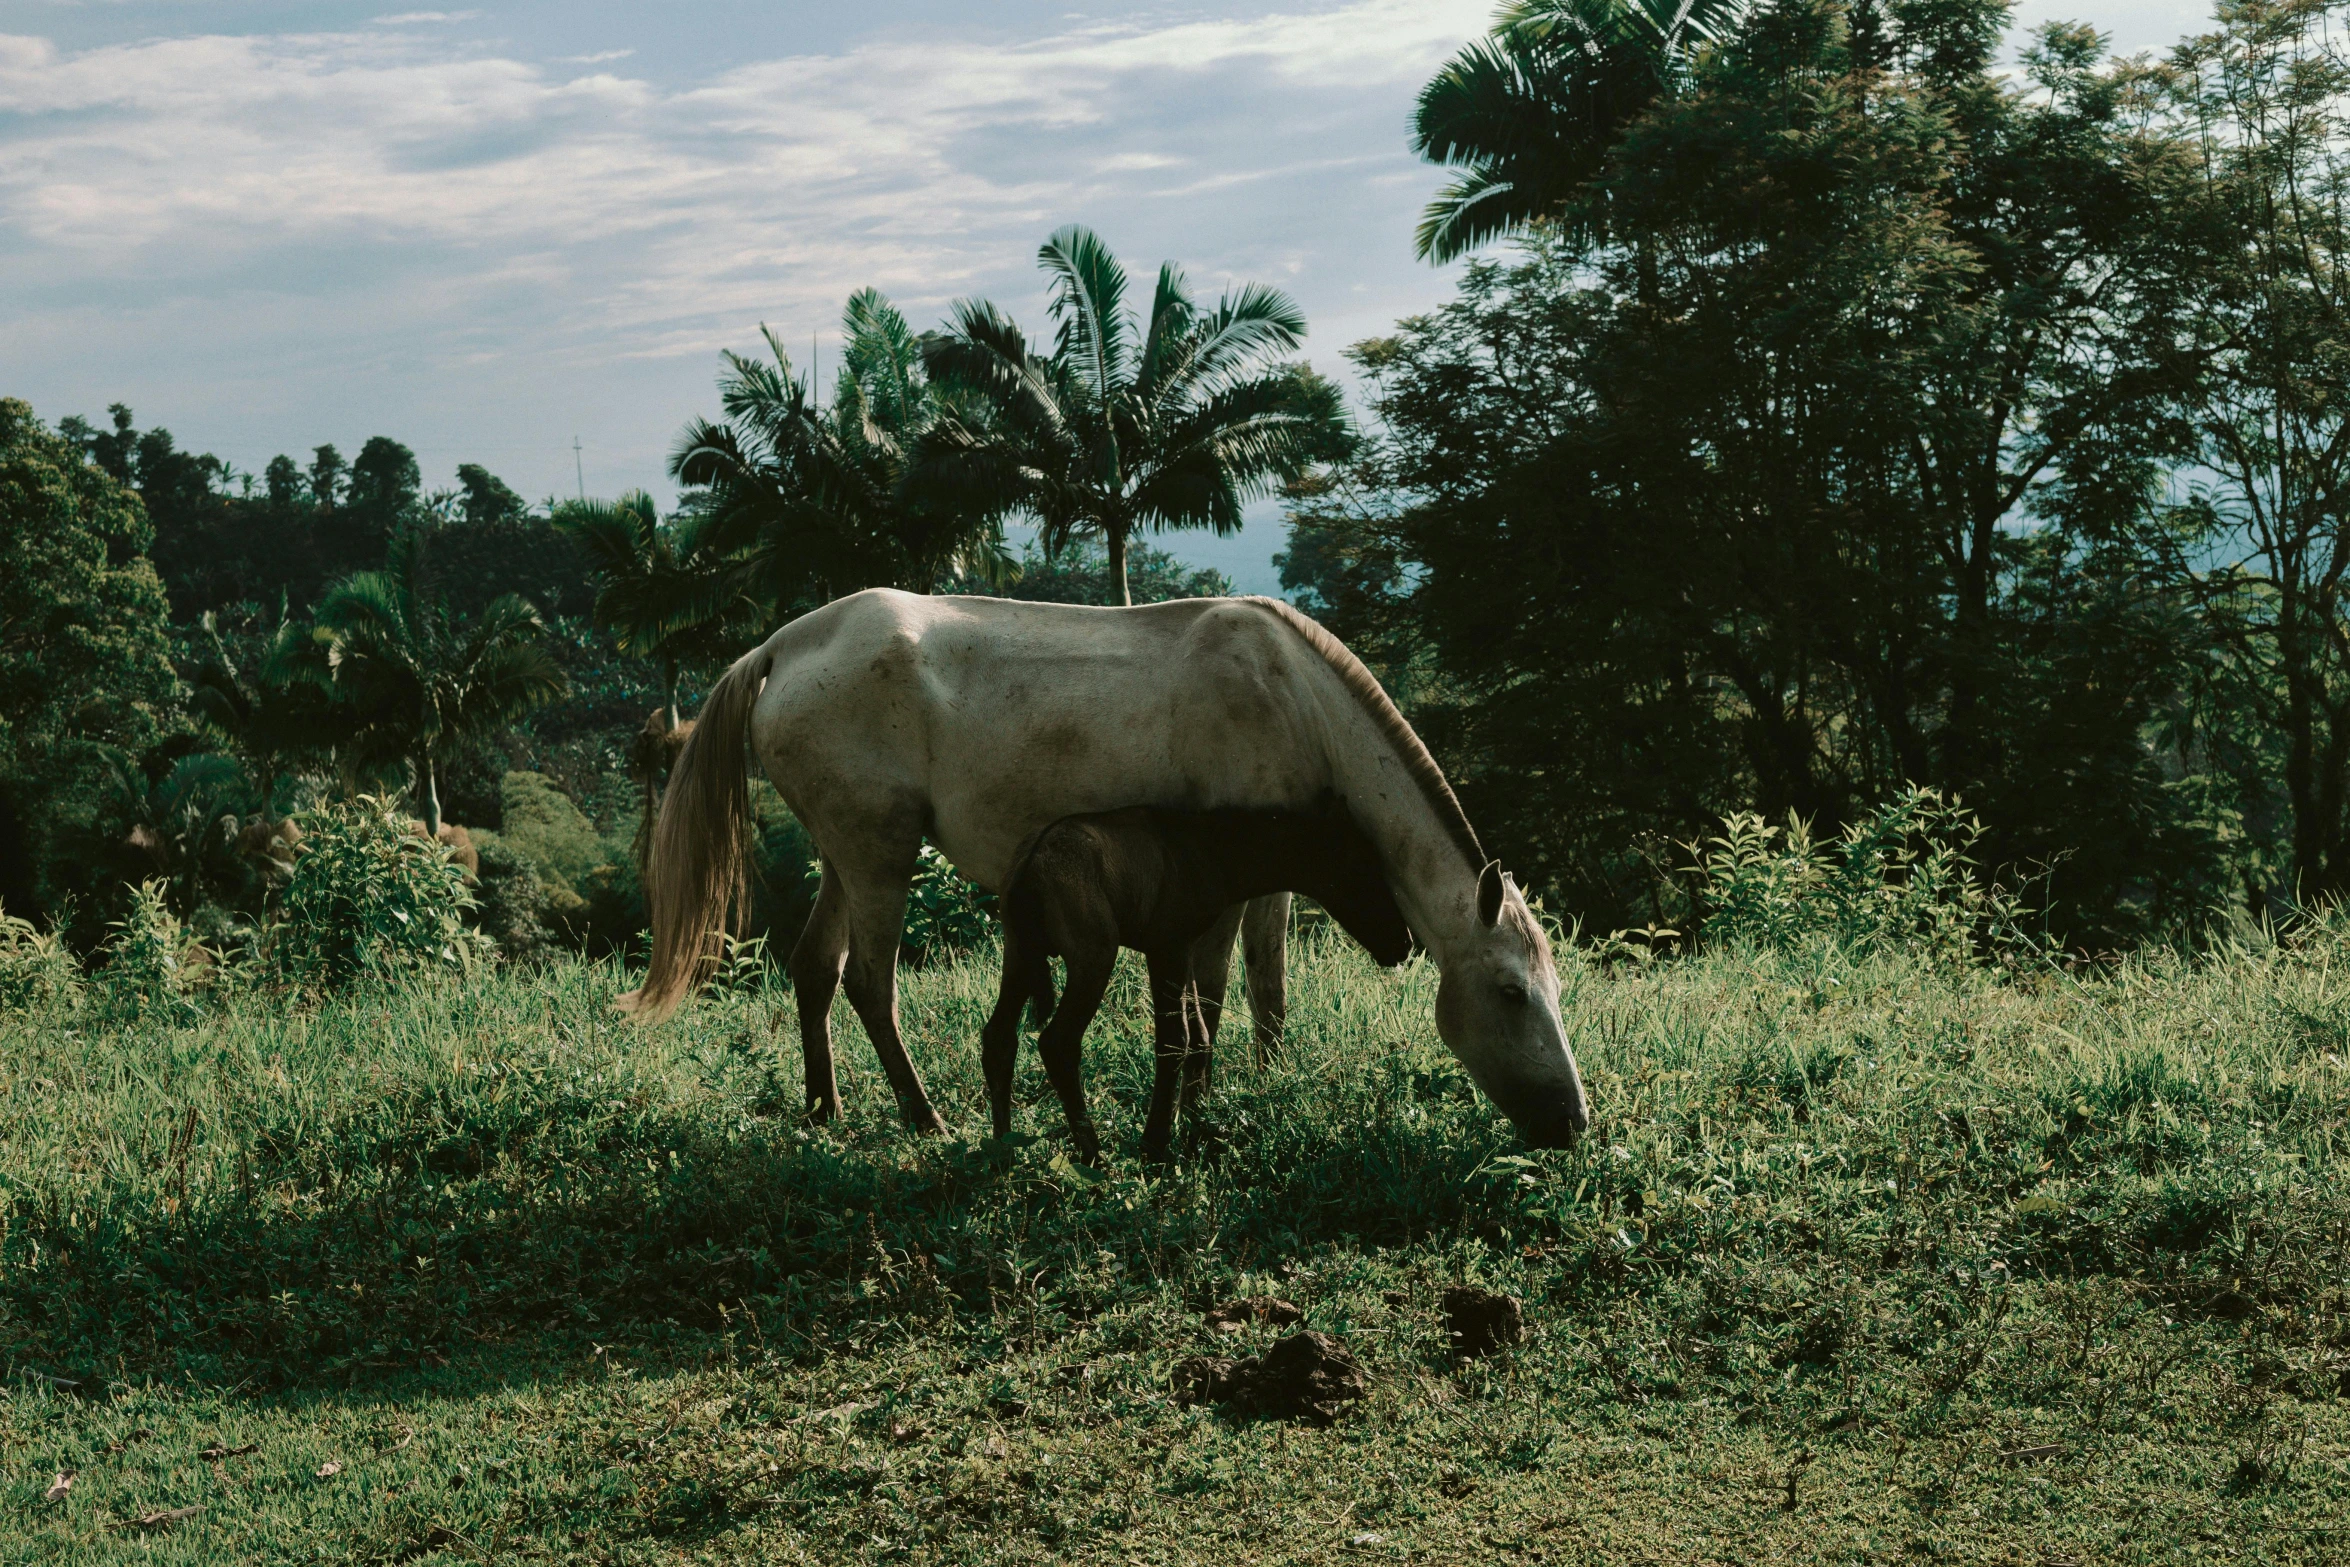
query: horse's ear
1477 860 1505 928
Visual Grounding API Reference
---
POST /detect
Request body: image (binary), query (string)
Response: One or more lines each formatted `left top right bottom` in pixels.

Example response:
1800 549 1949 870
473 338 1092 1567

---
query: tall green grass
1 929 2344 1561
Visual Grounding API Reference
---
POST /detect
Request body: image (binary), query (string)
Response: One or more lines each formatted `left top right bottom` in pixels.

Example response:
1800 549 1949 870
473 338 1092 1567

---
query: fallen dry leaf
315 1460 343 1479
101 1429 154 1456
44 1471 74 1502
984 1434 1010 1460
197 1442 260 1462
114 1505 204 1532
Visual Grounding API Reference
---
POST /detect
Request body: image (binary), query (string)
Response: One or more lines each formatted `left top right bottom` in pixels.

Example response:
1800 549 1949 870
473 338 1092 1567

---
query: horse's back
752 591 1342 889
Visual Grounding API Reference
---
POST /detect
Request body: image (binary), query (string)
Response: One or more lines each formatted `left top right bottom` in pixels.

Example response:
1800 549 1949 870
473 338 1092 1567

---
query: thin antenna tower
572 436 585 502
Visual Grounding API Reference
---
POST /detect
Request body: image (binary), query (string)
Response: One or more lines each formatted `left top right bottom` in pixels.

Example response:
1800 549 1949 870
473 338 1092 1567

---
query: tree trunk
1107 523 1132 607
419 753 442 838
663 656 679 734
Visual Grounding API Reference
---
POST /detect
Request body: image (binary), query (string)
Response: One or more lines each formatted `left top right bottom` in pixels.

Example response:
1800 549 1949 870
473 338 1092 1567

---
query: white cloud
0 2 1488 531
371 11 482 25
559 48 634 64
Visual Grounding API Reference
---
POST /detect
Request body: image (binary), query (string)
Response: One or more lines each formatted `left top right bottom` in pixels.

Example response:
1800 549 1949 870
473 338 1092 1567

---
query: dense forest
8 0 2350 963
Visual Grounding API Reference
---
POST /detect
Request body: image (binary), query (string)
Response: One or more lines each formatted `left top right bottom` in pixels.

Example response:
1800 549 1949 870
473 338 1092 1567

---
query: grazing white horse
623 589 1591 1148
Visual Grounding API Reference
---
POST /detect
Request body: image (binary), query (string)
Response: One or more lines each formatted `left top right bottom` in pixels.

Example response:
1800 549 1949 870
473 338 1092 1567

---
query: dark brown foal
982 799 1413 1163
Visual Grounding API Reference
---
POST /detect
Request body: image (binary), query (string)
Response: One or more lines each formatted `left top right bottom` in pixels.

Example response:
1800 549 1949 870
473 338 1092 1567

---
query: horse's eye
1499 982 1529 1006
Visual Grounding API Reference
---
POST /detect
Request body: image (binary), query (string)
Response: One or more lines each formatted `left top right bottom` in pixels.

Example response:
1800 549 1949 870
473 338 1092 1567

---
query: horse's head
1433 861 1590 1147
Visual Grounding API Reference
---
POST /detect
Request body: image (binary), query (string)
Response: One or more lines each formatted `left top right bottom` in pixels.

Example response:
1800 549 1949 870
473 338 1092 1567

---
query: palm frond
1040 225 1133 400
1411 0 1743 261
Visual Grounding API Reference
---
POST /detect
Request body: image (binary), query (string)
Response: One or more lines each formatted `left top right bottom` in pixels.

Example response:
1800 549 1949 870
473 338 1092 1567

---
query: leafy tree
1295 0 2230 944
306 530 569 835
0 398 177 929
2151 0 2350 904
456 463 529 527
264 455 304 509
554 490 758 729
922 225 1350 605
309 445 348 511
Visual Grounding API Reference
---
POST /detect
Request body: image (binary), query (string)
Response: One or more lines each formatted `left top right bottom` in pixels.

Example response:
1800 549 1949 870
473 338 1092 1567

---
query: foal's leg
1139 954 1197 1164
1241 893 1290 1066
1034 942 1115 1165
833 826 949 1135
788 859 850 1120
980 923 1035 1140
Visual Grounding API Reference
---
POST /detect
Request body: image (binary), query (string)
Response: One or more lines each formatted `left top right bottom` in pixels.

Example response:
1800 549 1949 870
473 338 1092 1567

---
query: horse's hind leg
1242 893 1290 1066
789 859 849 1120
834 824 948 1136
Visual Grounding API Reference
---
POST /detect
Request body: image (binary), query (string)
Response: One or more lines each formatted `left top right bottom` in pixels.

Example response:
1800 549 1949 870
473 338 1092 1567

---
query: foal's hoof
908 1108 952 1137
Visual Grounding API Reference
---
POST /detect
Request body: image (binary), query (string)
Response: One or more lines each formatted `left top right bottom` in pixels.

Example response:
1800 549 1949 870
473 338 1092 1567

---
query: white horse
624 589 1591 1147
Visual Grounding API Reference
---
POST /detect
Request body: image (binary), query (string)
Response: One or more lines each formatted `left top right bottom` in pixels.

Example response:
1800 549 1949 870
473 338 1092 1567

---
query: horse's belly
922 688 1325 889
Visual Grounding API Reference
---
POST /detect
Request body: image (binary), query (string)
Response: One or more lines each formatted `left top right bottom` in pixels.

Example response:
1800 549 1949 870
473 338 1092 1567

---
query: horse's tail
616 641 769 1021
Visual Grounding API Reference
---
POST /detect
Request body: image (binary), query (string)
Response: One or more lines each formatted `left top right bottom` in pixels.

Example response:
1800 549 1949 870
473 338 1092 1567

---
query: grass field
1 927 2345 1563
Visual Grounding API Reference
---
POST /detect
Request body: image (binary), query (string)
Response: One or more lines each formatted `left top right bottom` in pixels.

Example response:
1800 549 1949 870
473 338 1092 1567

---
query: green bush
1693 786 2044 963
468 834 552 962
97 877 208 1021
490 769 647 951
0 901 77 1012
270 794 488 986
495 769 609 897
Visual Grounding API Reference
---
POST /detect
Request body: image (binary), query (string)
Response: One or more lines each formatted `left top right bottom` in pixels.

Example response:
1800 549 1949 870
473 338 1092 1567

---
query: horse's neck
1309 692 1482 957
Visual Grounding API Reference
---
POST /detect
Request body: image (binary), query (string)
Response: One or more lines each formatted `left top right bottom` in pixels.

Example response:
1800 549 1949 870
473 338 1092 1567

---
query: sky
4 0 2217 594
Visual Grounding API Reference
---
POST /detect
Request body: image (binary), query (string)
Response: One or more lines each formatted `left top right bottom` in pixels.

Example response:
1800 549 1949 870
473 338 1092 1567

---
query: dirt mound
1203 1297 1304 1334
1173 1330 1368 1424
1443 1287 1524 1356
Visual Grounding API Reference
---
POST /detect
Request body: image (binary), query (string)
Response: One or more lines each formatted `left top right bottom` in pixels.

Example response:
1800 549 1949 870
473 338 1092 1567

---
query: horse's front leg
788 858 850 1120
834 825 948 1136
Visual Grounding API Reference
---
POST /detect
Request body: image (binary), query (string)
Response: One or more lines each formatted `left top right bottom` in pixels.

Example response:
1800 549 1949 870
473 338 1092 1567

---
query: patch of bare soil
1173 1330 1369 1424
1443 1286 1524 1356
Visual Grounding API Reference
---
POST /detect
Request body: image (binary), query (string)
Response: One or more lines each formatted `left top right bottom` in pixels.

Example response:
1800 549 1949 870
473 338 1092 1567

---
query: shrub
98 878 209 1021
1693 785 2044 963
271 795 488 985
496 769 608 898
0 901 77 1012
469 834 552 962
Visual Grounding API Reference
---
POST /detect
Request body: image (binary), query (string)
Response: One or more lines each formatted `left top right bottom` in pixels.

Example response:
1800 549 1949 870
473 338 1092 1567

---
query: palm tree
1411 0 1747 262
308 530 569 836
921 225 1350 606
669 289 1011 615
187 604 340 816
553 490 754 731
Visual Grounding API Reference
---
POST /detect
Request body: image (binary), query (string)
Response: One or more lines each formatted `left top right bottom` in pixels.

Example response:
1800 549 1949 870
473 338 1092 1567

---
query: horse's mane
1241 596 1486 875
